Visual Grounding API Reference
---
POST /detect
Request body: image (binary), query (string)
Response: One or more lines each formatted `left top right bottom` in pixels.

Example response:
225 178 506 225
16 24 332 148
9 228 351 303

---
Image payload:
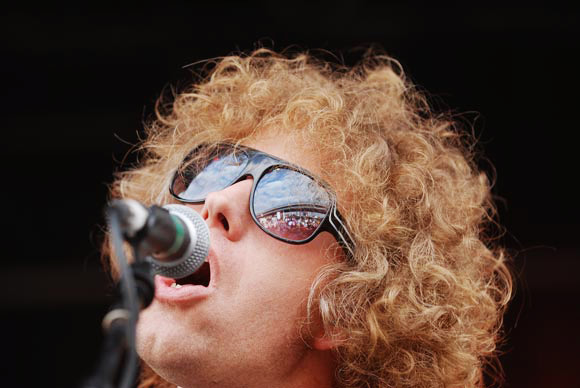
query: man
107 48 512 388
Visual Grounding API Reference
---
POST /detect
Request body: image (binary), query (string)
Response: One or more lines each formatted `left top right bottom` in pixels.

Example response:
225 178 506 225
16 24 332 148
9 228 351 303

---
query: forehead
242 133 323 179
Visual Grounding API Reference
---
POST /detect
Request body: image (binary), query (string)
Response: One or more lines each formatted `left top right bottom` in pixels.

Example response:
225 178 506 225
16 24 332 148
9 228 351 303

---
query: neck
176 348 336 388
279 347 336 388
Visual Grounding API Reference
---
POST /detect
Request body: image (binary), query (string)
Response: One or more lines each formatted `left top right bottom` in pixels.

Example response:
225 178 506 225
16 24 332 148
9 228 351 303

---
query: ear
312 334 338 351
311 325 345 351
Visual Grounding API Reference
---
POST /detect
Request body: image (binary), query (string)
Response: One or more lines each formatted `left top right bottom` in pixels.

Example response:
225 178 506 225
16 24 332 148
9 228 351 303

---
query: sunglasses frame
169 143 354 258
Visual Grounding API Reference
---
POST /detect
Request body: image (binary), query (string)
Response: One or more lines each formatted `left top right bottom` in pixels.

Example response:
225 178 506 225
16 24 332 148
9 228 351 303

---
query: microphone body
111 199 210 279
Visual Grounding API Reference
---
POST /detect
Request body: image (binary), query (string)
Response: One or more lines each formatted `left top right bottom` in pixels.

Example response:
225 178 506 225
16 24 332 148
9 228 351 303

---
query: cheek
230 258 308 326
234 234 335 320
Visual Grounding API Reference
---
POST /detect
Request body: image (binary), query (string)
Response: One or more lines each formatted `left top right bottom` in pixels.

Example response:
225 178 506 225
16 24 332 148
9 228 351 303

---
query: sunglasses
169 143 354 257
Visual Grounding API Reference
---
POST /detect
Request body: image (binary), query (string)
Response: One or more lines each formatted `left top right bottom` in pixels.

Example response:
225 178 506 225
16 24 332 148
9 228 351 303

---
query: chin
136 331 195 387
137 306 185 364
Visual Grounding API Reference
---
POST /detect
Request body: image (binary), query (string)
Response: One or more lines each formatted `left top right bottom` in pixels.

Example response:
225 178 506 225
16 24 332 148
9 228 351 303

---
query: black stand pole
80 261 155 388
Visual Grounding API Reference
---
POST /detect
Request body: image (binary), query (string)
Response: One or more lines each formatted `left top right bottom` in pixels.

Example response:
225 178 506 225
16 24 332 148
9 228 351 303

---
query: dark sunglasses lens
253 167 332 241
172 148 249 201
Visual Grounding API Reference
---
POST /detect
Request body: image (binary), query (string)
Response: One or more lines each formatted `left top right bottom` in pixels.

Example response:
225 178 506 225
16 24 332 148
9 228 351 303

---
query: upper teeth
171 283 182 289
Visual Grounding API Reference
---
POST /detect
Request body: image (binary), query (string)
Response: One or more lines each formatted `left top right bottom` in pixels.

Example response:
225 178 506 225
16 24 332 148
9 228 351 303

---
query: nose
200 177 254 242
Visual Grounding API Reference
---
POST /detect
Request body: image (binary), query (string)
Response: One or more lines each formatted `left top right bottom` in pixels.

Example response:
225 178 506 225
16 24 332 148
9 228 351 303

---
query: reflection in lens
176 149 248 201
254 168 331 241
257 208 325 240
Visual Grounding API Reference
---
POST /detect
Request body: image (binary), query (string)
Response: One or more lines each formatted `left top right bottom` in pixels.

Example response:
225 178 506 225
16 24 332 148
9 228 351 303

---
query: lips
154 251 217 304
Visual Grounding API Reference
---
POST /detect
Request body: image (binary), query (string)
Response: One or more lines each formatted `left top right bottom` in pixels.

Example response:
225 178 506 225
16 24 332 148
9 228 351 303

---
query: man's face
136 134 339 387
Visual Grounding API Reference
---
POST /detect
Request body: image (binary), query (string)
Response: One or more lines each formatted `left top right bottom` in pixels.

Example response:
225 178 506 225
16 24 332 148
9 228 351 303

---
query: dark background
2 3 578 387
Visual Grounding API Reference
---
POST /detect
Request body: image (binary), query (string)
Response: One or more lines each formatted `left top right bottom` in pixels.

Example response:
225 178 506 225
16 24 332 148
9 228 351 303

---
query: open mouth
175 261 211 287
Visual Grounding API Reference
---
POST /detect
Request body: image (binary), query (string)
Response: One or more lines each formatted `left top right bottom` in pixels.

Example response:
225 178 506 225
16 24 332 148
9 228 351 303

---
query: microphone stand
80 261 155 388
80 208 156 388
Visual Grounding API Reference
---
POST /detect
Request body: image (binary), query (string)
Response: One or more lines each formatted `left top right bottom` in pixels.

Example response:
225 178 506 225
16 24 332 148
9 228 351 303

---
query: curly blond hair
108 48 512 388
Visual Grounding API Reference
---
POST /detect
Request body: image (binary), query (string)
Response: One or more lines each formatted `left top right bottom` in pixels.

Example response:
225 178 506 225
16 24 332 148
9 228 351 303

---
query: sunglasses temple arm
327 206 356 260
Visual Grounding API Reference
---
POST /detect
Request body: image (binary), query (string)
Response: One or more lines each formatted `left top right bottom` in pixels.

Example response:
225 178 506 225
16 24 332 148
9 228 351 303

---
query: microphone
110 199 210 279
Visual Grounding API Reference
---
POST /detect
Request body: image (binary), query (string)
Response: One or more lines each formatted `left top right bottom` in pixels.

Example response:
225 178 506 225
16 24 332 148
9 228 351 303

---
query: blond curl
107 48 512 388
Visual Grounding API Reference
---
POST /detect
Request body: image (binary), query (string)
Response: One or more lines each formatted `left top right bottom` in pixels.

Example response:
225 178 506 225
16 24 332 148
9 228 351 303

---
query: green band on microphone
168 215 186 256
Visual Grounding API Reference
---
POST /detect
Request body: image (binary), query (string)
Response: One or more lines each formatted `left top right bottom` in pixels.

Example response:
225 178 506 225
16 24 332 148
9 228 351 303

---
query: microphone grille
147 204 210 279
